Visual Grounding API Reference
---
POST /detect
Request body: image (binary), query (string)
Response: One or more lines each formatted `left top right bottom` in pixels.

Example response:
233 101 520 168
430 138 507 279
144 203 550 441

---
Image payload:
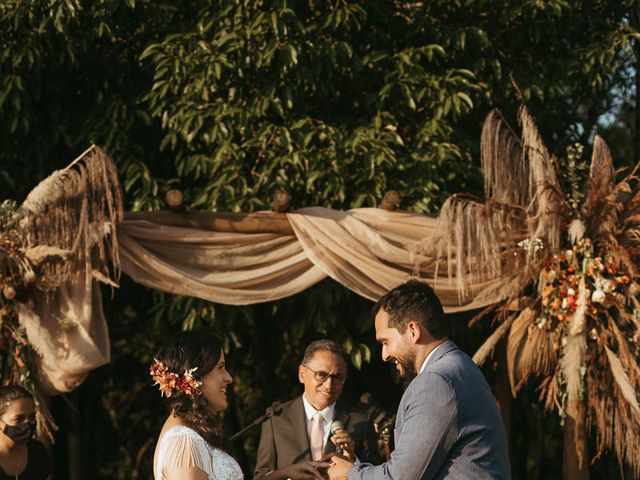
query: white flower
602 280 616 293
565 250 574 262
591 290 606 303
518 237 544 253
562 298 569 310
567 288 575 296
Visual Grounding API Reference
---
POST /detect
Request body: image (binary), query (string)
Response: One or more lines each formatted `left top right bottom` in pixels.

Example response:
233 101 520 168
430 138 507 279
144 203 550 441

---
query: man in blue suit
328 280 510 480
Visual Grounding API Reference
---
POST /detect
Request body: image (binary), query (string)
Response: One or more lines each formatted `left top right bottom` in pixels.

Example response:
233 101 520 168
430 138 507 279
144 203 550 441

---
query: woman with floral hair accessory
152 331 242 480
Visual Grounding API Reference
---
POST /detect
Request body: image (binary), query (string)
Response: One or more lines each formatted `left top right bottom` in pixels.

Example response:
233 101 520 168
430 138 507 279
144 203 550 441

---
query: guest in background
0 385 51 480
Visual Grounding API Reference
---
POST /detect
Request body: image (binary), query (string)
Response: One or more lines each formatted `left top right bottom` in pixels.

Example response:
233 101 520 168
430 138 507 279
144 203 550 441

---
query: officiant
253 339 380 480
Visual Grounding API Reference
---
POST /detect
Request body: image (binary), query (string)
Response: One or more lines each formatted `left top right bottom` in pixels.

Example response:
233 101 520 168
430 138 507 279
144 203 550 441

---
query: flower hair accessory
150 359 202 397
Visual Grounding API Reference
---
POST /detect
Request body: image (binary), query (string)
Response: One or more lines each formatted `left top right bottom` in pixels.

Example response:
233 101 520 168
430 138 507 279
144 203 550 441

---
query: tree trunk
563 399 589 480
67 391 84 480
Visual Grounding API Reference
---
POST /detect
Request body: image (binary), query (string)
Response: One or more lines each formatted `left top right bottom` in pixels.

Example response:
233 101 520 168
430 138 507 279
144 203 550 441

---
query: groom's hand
330 431 356 461
327 455 353 480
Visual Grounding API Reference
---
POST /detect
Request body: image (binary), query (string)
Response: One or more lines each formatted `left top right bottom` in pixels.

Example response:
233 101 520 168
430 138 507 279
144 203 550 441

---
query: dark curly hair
155 331 224 448
0 385 32 416
372 279 449 339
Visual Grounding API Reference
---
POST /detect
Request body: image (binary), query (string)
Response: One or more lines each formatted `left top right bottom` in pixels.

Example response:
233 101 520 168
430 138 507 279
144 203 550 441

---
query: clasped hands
264 431 356 480
268 454 353 480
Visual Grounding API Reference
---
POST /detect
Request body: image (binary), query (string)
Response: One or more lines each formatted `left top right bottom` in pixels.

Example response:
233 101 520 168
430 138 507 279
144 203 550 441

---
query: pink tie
310 412 324 461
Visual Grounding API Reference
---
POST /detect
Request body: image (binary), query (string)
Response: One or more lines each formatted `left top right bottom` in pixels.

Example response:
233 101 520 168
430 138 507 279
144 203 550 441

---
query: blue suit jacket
350 340 510 479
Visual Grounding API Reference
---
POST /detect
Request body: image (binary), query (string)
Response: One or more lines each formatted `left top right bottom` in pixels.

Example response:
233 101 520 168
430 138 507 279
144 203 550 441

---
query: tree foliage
0 0 639 478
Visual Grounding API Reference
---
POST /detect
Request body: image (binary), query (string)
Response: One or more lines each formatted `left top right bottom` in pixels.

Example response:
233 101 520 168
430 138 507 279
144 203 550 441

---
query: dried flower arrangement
421 106 640 474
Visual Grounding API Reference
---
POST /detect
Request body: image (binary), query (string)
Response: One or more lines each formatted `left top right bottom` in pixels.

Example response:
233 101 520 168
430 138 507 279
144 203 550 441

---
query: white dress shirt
419 341 448 374
302 394 336 450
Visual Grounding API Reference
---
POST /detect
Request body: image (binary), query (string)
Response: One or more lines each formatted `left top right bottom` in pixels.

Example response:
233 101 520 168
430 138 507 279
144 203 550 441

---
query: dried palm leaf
518 105 566 254
506 307 556 395
481 109 527 206
584 135 615 213
604 345 640 418
473 311 516 367
421 195 527 299
560 331 587 404
16 145 123 291
22 245 71 265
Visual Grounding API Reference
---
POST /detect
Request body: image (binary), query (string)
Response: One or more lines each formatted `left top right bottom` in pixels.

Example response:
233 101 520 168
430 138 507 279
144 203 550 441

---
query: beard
397 350 418 391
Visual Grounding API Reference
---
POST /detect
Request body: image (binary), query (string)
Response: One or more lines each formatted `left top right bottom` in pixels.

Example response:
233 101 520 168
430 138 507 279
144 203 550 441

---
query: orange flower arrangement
149 359 202 397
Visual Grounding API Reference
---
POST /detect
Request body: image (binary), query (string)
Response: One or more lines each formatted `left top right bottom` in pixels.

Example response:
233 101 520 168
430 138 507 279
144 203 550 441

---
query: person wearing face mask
0 385 50 480
152 331 242 480
253 340 379 480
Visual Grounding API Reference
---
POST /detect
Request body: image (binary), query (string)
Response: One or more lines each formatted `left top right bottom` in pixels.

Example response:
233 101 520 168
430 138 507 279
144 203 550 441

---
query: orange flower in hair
150 359 202 397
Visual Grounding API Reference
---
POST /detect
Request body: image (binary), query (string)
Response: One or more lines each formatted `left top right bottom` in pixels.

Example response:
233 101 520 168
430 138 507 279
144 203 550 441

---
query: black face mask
3 419 36 444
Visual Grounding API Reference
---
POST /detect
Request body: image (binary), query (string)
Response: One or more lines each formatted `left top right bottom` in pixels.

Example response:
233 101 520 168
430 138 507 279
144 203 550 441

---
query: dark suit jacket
253 395 380 479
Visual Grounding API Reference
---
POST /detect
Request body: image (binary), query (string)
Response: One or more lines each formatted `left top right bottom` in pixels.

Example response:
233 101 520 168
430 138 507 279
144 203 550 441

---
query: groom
329 280 510 479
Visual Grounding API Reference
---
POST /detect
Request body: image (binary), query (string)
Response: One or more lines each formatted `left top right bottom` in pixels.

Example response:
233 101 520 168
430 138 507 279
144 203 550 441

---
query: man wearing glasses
254 339 380 480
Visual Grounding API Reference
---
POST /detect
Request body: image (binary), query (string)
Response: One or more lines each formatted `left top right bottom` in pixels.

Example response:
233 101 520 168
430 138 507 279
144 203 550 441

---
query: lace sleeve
158 431 211 480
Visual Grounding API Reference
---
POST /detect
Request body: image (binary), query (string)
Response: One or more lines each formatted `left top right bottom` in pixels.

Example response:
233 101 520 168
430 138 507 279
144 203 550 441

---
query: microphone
330 420 346 455
228 402 282 442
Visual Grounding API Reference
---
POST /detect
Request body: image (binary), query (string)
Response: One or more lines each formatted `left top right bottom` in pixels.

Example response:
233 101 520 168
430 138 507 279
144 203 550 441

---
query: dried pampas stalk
560 327 587 403
569 278 589 336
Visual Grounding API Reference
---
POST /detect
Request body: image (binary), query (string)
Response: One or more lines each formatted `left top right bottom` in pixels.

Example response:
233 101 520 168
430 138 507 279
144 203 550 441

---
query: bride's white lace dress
154 425 244 480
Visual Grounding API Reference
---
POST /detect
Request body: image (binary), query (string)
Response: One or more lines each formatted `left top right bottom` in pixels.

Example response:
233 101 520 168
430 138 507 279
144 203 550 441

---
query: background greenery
1 0 639 478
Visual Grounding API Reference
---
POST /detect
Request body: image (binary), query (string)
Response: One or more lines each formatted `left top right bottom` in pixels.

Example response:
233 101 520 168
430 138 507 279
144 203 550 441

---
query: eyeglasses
304 365 347 385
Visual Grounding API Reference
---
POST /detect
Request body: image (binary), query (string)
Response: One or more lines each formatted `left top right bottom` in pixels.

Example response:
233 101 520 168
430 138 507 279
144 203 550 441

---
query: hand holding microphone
329 420 355 461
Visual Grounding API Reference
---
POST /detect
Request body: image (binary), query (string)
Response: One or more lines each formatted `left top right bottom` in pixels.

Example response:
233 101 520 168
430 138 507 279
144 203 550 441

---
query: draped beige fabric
11 149 511 395
118 207 506 312
17 206 512 394
18 273 110 394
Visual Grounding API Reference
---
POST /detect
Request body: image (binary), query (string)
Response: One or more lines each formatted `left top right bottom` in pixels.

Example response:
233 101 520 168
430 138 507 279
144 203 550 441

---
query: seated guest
254 340 380 480
0 385 51 480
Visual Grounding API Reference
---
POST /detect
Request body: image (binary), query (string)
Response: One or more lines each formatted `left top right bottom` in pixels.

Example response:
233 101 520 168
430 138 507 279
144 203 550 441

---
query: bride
152 331 243 480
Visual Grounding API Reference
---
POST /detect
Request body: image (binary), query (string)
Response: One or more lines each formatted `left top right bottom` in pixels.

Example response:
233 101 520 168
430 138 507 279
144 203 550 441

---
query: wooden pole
271 189 292 212
379 190 400 211
563 399 589 480
124 211 295 235
165 189 184 211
